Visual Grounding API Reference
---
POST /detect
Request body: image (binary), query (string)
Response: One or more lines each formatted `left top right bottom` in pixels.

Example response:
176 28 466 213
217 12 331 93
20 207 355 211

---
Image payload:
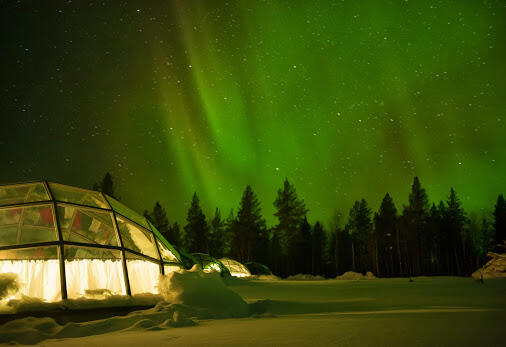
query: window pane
58 204 118 246
65 246 126 299
0 183 50 206
49 183 108 209
156 239 178 262
0 246 61 302
116 216 158 259
148 221 181 263
125 252 160 295
0 204 58 247
106 195 149 229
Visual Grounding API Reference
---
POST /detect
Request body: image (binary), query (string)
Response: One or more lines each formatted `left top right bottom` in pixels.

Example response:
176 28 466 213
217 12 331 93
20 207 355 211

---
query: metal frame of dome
0 180 183 300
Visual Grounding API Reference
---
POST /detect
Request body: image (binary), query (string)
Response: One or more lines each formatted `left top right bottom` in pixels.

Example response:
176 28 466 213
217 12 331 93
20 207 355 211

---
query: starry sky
1 0 505 225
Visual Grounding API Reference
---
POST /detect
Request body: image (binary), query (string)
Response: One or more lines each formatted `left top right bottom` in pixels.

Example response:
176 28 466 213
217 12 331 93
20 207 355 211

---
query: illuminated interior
0 182 184 302
219 258 251 278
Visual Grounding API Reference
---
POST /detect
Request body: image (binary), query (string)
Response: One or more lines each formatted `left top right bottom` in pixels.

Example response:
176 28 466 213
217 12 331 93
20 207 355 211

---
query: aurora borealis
1 1 505 225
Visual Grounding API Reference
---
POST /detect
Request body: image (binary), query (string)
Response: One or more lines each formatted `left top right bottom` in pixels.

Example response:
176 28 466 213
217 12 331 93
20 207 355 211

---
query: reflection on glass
0 204 58 247
116 216 158 259
105 195 150 229
57 204 118 246
0 183 49 206
49 183 108 209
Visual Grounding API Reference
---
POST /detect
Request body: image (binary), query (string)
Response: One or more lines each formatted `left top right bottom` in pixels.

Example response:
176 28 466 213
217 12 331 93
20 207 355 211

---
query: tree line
95 173 506 278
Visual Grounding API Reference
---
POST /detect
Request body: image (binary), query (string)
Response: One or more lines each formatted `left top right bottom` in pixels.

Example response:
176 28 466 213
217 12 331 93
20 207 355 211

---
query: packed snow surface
285 274 326 281
0 271 505 346
472 252 506 279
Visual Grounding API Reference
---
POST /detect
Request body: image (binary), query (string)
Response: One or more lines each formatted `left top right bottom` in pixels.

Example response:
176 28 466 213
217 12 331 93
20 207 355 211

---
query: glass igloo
0 181 183 302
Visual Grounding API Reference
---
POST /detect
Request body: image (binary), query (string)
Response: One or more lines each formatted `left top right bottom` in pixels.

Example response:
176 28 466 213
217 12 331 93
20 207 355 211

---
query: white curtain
126 259 160 295
65 259 126 298
0 260 61 302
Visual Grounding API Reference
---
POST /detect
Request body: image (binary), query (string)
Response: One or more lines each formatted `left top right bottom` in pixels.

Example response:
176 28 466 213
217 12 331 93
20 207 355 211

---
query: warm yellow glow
203 263 222 273
126 259 160 295
65 259 126 299
0 260 61 302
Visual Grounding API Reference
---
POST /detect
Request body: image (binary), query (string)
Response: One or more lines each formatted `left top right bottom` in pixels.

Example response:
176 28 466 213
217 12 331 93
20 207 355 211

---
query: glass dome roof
0 181 183 302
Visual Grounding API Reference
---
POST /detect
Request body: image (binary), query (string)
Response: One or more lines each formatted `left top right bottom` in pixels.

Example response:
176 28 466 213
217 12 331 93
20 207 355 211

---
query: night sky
1 1 505 225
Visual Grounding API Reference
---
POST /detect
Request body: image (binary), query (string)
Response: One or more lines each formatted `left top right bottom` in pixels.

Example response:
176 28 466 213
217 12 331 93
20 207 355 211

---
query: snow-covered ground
1 273 505 346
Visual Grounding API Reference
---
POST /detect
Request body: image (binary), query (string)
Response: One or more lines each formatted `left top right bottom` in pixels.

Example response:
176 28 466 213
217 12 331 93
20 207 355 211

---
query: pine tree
183 193 209 253
298 216 312 274
443 188 467 275
493 194 506 247
223 209 236 257
232 186 267 263
311 221 326 275
346 199 372 273
93 172 115 198
208 208 226 258
402 176 430 276
101 172 114 197
150 202 170 236
167 222 182 248
273 178 308 275
374 193 397 277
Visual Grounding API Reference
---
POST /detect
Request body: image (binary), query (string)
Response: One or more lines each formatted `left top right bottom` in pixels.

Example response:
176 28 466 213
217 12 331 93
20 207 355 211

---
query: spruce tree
444 188 467 275
374 193 397 277
208 208 225 258
101 172 114 197
273 178 308 275
493 194 506 247
402 176 430 276
232 186 267 263
346 199 372 273
183 193 209 253
311 221 326 276
150 202 170 237
168 222 182 248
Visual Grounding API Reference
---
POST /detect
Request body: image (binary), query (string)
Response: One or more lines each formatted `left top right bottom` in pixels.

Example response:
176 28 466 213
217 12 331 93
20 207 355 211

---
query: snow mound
335 271 376 280
472 252 506 279
285 274 326 281
159 264 249 318
0 273 19 301
0 266 251 344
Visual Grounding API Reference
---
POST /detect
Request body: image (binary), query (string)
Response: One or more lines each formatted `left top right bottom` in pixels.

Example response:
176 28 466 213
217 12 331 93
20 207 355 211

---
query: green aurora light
1 0 505 225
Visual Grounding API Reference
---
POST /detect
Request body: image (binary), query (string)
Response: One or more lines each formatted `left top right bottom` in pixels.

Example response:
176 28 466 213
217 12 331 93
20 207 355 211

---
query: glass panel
65 246 126 299
148 221 182 263
106 195 149 229
164 263 183 275
0 204 58 247
156 239 178 262
0 246 61 302
220 258 251 277
57 204 118 246
125 252 160 295
49 183 108 209
116 216 158 259
0 183 50 206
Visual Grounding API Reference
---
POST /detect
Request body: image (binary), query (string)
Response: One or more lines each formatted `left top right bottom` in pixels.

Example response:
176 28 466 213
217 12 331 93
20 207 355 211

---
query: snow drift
335 271 376 280
472 252 506 279
286 274 326 281
0 266 250 345
158 264 249 318
0 273 19 301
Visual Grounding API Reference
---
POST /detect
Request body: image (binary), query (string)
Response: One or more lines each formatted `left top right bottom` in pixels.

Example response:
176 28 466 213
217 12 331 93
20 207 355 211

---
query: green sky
1 0 505 225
